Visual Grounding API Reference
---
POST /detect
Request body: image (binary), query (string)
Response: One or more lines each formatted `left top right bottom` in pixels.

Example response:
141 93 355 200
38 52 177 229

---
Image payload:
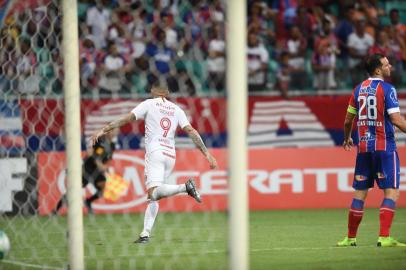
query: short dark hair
151 84 170 95
365 54 385 76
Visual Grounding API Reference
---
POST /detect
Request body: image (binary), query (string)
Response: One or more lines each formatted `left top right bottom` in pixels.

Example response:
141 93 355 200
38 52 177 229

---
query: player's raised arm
183 125 218 169
91 112 136 145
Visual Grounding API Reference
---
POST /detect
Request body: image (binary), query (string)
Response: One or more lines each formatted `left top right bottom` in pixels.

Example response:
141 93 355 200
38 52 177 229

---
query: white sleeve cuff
387 107 400 115
130 109 137 118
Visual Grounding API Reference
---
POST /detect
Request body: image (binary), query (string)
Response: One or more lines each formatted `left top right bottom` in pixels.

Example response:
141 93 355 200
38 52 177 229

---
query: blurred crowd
1 0 406 98
246 0 406 98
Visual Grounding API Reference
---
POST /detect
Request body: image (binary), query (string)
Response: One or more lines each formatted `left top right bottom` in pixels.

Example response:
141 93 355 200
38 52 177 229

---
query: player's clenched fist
206 153 218 169
342 138 353 151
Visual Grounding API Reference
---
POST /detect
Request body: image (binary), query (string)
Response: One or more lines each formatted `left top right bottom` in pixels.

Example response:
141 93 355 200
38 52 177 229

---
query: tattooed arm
183 125 218 169
91 113 135 145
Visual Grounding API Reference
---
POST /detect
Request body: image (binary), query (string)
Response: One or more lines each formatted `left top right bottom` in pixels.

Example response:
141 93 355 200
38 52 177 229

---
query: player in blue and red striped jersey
337 54 406 247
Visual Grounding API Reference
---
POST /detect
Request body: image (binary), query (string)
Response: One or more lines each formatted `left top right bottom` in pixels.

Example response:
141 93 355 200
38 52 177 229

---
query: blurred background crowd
1 0 406 98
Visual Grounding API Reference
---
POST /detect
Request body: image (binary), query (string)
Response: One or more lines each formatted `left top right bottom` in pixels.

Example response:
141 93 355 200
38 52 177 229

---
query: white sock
150 184 186 200
140 200 159 238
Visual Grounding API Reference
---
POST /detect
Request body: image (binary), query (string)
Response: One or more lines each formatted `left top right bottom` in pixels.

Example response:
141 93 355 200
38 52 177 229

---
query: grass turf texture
1 209 405 270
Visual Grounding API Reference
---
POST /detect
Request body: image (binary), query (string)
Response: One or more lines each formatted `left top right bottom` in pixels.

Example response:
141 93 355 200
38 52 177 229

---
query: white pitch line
17 245 386 261
9 221 406 237
133 245 393 257
1 259 64 270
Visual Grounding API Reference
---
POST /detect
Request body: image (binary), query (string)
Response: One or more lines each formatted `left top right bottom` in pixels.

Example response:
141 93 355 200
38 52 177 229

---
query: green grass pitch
1 209 406 269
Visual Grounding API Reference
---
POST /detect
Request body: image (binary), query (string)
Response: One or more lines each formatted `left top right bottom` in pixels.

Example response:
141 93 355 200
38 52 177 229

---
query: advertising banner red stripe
20 95 406 138
37 147 406 215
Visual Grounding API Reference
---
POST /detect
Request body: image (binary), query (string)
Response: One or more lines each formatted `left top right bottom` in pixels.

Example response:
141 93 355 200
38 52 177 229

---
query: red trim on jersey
375 83 386 151
358 92 368 153
160 144 174 149
361 79 372 88
162 152 175 159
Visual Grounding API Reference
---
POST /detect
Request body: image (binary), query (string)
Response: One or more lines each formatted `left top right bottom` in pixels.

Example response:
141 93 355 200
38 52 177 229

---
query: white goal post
62 0 84 269
61 1 248 269
226 1 248 270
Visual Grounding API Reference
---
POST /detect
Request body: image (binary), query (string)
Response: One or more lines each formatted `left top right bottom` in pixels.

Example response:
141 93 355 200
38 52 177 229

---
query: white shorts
144 150 176 189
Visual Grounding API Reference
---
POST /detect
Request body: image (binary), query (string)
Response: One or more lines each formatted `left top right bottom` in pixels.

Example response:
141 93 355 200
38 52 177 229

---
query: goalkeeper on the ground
52 132 116 214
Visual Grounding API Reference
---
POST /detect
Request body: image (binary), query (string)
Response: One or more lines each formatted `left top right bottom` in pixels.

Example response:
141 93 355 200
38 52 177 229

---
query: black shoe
185 178 202 203
49 209 58 217
84 200 93 214
134 236 149 244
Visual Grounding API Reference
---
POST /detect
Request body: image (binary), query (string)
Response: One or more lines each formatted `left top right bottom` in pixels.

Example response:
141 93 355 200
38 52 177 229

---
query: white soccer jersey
131 97 190 155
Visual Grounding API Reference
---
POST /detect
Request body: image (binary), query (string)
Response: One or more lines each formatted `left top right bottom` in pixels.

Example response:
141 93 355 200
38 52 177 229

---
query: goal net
0 0 229 269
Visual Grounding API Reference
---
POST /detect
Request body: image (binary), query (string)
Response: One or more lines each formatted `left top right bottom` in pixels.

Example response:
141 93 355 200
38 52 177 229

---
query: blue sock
381 198 396 209
351 198 364 210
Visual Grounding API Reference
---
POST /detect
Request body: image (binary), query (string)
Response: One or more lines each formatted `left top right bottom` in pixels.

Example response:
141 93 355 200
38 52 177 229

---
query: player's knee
354 189 368 201
148 187 157 201
384 188 398 201
97 181 106 190
392 190 400 202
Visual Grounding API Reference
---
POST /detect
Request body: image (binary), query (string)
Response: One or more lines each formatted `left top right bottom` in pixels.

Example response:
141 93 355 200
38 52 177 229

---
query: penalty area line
1 259 64 270
145 245 379 257
6 246 383 262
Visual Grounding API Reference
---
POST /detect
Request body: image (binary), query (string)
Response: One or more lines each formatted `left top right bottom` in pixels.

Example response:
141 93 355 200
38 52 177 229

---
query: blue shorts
353 151 400 190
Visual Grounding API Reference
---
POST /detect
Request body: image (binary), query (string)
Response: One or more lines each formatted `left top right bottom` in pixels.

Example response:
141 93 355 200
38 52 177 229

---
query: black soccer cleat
134 236 149 244
84 199 94 214
185 178 202 203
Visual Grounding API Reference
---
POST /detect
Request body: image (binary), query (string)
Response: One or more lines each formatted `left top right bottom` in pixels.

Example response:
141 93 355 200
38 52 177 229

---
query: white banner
0 158 27 212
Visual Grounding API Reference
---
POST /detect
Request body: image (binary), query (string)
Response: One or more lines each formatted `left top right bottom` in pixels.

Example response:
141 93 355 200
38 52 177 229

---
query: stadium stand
1 0 406 99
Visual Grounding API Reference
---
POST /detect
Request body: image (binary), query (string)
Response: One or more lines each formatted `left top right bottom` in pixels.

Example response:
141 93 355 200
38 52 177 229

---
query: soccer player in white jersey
91 86 218 243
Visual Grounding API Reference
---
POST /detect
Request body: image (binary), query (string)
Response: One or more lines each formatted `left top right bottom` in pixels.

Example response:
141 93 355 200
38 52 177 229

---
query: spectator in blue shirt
145 28 180 92
146 29 175 74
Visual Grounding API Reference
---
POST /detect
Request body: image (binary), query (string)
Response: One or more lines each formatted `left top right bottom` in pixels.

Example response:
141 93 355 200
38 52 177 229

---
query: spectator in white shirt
16 38 39 94
286 26 308 90
98 43 130 92
347 18 374 86
207 25 225 92
86 0 111 49
247 31 269 92
209 0 225 23
161 12 178 50
107 23 133 62
129 8 148 60
312 42 335 91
